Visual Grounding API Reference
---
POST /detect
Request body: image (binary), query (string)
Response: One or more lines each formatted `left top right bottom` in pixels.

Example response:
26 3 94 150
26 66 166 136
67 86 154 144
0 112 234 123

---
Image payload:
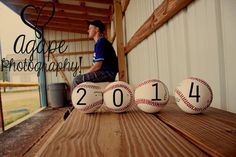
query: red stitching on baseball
188 77 213 102
175 88 211 112
103 83 134 112
135 99 167 107
77 99 103 112
136 79 164 89
77 84 101 90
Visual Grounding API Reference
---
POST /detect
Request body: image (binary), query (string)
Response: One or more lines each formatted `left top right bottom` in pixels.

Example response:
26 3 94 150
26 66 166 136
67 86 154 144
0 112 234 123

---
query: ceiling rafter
5 0 112 15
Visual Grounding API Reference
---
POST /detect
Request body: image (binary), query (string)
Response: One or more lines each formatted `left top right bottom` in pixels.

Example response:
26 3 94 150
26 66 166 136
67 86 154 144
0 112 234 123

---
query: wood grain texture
0 108 67 157
158 98 236 157
37 106 207 157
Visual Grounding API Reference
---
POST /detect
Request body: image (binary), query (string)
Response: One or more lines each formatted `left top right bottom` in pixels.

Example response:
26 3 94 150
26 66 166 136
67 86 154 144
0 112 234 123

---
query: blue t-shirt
93 37 118 73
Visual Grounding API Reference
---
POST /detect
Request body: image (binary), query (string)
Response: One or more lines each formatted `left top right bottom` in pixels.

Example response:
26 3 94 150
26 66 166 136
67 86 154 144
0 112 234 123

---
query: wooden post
106 23 111 41
0 89 5 132
114 0 127 82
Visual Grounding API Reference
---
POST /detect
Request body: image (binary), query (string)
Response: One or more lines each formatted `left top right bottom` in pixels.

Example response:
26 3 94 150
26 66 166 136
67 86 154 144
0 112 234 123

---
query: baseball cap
87 20 105 33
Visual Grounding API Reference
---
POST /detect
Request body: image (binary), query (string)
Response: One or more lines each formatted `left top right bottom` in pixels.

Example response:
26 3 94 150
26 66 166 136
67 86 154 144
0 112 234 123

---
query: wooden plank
47 38 93 43
114 0 127 82
0 108 67 157
124 0 193 54
5 0 111 15
45 27 87 34
52 51 94 57
110 32 116 44
158 97 236 157
121 0 130 13
36 106 207 156
45 66 91 72
44 39 70 85
0 82 39 87
0 91 4 133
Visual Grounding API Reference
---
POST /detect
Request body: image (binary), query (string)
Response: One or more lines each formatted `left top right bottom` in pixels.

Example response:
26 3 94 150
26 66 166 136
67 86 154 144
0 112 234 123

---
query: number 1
152 83 161 101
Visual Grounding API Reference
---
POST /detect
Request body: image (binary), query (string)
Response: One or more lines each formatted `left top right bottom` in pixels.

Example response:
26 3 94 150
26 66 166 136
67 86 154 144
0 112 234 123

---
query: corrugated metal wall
44 30 94 85
124 0 236 113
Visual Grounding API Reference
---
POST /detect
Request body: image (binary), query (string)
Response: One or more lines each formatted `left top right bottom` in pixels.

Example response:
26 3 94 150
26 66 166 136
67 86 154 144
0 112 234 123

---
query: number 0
113 89 123 107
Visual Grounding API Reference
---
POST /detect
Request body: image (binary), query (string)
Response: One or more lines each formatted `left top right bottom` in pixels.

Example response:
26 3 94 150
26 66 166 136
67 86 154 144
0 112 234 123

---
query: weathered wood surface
158 98 236 157
0 107 67 157
37 106 208 157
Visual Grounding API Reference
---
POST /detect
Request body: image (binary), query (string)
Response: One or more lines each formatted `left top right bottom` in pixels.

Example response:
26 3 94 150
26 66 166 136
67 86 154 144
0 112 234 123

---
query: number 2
77 88 86 105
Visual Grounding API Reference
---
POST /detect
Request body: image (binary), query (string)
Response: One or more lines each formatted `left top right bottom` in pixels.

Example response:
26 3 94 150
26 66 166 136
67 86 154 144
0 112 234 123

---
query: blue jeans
72 71 117 89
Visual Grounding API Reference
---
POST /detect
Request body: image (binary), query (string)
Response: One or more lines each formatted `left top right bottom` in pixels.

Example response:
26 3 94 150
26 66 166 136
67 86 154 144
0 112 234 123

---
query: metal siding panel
186 0 222 109
220 0 236 113
167 11 189 94
155 24 172 91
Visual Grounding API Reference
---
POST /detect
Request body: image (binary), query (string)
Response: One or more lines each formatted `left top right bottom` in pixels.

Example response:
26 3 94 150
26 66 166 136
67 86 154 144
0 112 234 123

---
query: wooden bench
35 97 236 157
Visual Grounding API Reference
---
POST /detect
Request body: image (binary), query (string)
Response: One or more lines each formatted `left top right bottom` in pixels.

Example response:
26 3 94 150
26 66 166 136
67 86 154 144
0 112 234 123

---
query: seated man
72 20 118 89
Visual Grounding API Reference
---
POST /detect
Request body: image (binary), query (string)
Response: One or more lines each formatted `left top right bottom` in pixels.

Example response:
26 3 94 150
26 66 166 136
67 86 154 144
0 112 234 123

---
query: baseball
135 79 169 113
175 77 213 114
103 81 134 113
71 82 103 113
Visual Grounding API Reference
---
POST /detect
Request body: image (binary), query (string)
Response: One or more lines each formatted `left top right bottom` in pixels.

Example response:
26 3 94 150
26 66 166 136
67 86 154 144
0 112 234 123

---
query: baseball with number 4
175 77 213 114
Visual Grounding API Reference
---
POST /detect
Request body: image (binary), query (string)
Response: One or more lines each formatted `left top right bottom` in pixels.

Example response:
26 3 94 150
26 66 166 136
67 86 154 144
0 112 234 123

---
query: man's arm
87 61 103 73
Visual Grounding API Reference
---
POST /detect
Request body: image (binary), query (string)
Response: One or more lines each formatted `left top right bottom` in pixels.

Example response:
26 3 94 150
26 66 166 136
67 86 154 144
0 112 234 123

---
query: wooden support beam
111 32 116 44
23 9 110 22
5 0 111 15
46 66 91 72
121 0 130 13
0 91 4 133
52 51 94 57
47 38 93 43
0 82 39 87
106 23 111 40
44 39 70 85
73 0 113 4
124 0 193 54
45 27 87 34
114 0 126 82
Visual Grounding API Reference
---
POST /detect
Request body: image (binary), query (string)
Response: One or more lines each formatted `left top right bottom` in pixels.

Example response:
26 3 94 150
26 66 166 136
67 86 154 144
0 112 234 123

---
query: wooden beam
53 51 94 57
23 9 110 21
124 0 193 54
0 91 4 132
114 0 126 82
106 23 111 40
0 82 39 87
121 0 130 13
111 32 116 44
47 38 93 43
46 66 91 72
44 39 70 85
74 0 113 4
36 22 88 31
45 27 87 34
5 0 111 15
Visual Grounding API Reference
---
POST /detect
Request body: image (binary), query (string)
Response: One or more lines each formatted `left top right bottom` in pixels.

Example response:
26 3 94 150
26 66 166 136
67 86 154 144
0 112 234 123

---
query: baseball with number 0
175 77 213 114
135 79 169 113
103 81 134 113
71 82 103 113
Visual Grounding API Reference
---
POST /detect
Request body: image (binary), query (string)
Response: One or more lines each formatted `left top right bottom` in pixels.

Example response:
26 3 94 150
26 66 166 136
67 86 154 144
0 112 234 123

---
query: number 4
189 82 200 102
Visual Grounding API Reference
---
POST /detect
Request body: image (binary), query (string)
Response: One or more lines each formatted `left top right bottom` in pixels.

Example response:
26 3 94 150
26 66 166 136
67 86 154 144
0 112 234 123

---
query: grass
1 90 41 127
